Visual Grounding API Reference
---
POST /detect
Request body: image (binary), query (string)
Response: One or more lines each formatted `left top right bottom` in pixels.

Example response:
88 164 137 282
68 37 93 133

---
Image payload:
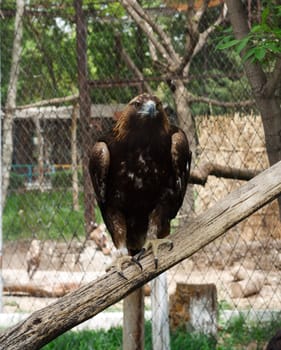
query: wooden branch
190 4 227 59
114 33 153 94
181 5 227 75
4 283 80 298
188 93 255 108
1 161 281 350
120 0 179 67
15 94 79 110
126 0 179 64
190 163 261 185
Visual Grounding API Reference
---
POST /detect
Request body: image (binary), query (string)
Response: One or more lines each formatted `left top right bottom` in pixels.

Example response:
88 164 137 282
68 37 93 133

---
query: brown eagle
89 93 191 276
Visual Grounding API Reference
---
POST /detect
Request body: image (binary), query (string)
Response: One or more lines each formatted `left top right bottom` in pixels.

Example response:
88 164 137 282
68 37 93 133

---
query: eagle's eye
133 101 141 108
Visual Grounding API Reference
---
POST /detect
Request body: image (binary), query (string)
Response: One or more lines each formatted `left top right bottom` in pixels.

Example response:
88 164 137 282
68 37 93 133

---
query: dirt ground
2 237 281 316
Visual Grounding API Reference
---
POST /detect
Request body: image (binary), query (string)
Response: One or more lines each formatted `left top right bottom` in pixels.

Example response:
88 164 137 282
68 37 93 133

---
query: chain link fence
1 0 281 348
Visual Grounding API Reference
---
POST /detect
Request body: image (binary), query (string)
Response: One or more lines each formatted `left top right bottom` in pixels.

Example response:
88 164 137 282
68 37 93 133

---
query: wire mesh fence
1 0 281 348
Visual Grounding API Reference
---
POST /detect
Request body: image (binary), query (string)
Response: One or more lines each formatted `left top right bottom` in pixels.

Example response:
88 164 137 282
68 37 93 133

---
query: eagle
89 93 191 276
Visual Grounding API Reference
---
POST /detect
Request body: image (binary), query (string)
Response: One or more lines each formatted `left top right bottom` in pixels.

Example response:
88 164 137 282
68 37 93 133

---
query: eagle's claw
137 238 173 269
106 255 142 280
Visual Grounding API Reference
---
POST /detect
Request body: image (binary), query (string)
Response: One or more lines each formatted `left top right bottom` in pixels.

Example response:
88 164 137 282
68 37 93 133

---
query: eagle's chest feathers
110 129 172 206
122 147 168 190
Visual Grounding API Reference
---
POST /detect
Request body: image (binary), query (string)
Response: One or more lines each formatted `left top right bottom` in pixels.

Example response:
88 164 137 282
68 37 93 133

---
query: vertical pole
74 0 95 233
123 287 144 350
71 103 79 211
151 272 170 350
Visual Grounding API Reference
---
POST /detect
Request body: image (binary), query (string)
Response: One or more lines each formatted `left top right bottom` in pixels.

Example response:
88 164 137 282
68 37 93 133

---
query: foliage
8 172 25 190
41 316 281 349
217 3 281 64
42 322 216 350
48 170 83 188
1 1 251 114
3 190 102 240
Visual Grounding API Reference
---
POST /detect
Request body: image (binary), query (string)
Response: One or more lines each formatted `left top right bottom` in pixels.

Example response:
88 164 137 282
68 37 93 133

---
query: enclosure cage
1 0 281 349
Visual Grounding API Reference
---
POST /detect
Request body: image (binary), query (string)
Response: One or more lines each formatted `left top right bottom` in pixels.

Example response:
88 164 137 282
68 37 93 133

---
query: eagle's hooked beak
138 100 158 117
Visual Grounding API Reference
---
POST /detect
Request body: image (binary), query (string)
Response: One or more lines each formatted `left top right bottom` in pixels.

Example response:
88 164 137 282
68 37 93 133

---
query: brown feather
89 93 191 258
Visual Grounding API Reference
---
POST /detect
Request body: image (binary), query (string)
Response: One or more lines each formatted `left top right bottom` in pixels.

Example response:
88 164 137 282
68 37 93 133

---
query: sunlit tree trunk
2 0 24 206
226 0 281 218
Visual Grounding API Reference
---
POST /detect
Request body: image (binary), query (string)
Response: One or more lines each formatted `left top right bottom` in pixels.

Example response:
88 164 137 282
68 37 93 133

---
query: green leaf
254 47 266 61
261 7 270 25
241 47 257 62
235 36 250 54
217 39 240 50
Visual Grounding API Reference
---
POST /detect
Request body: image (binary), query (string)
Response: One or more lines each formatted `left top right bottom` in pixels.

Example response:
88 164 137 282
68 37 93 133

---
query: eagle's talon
131 256 143 271
117 271 128 280
154 257 159 269
137 238 173 269
106 254 142 279
136 248 146 261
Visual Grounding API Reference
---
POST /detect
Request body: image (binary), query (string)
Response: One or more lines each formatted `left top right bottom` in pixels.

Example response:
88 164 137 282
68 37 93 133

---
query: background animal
89 93 191 275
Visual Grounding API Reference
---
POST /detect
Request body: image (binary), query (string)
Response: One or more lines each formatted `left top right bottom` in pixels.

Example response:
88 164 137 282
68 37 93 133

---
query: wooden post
170 283 217 337
123 288 144 350
151 272 170 350
34 116 44 191
71 103 79 211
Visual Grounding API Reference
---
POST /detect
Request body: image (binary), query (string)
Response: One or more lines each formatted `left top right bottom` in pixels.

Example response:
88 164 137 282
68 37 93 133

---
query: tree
223 1 281 217
2 0 24 206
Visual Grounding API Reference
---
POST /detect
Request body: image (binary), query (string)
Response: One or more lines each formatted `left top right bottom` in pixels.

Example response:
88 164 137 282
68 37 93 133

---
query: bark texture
225 0 281 217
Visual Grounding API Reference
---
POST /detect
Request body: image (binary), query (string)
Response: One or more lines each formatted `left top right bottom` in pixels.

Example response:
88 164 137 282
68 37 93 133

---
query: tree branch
190 163 261 186
124 0 179 64
1 161 281 350
188 93 255 107
14 94 79 110
183 3 227 75
225 0 267 98
114 33 153 94
120 0 178 67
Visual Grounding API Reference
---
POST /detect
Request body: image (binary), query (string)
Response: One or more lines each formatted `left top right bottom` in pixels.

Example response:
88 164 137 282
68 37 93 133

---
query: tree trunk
172 79 197 221
1 160 281 350
225 0 281 218
2 0 24 206
74 0 96 233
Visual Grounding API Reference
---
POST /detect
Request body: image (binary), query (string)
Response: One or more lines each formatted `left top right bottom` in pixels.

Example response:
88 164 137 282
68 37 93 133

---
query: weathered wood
4 282 80 298
11 104 125 119
170 283 217 336
190 162 261 185
123 288 144 350
1 161 281 349
151 272 170 350
71 103 80 211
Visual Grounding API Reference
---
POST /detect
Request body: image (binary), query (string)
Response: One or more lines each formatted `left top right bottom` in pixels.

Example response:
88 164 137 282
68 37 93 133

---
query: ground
2 238 281 316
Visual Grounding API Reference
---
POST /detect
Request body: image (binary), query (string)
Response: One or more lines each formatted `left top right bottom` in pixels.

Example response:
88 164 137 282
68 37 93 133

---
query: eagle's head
129 93 162 118
114 94 169 140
